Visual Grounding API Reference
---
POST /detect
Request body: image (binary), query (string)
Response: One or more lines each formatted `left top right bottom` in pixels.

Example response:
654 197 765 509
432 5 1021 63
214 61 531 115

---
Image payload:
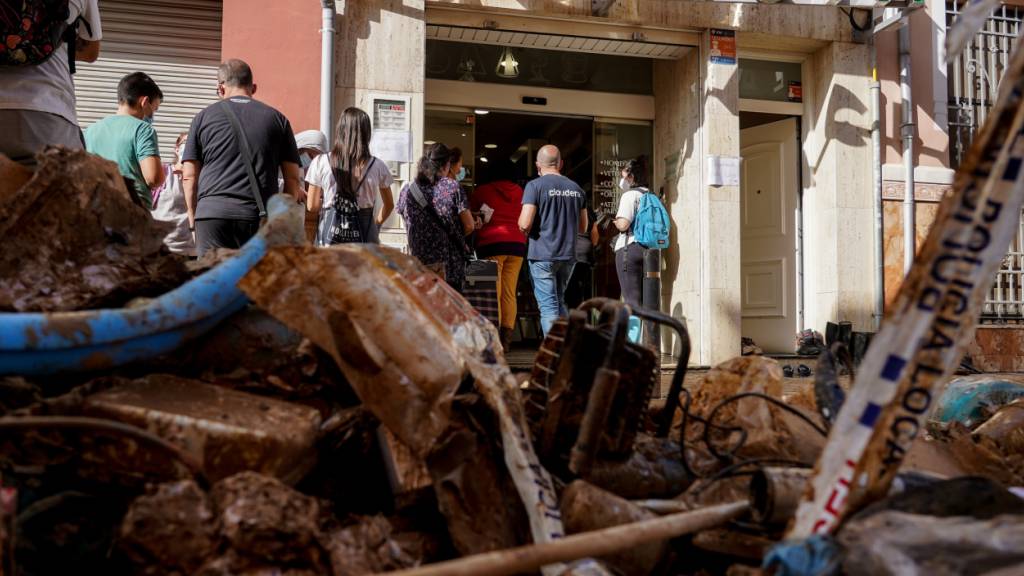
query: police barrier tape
787 39 1024 538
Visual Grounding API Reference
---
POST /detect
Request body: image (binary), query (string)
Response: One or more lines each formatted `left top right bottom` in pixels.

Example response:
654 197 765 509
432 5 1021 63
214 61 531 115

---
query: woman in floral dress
397 143 475 292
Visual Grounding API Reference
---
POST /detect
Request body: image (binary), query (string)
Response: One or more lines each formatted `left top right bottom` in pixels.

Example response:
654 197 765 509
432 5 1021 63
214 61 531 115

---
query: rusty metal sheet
83 375 322 483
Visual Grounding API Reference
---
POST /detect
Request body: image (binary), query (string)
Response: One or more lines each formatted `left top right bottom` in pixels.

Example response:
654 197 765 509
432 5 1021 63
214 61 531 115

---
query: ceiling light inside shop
495 46 520 78
485 144 497 149
424 140 436 145
479 156 489 163
474 109 490 115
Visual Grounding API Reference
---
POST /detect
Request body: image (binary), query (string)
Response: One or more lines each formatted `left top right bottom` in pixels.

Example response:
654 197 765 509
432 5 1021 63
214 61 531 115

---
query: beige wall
654 38 743 366
430 0 853 45
336 0 427 244
804 41 876 334
655 51 703 363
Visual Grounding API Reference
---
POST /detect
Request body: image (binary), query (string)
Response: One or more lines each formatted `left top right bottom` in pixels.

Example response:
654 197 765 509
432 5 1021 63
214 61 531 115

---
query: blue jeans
529 260 576 335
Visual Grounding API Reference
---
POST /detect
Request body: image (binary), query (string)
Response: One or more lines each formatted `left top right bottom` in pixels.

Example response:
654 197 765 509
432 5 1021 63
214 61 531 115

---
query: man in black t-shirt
182 59 302 256
518 145 588 335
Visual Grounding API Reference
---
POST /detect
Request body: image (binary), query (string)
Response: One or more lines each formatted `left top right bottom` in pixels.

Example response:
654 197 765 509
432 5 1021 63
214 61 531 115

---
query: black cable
674 388 829 497
844 7 873 33
702 392 828 462
675 386 740 479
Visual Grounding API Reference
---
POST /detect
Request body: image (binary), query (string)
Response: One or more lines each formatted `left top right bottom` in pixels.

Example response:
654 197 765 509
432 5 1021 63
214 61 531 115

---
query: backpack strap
63 16 90 74
332 156 376 206
220 100 267 219
410 181 469 256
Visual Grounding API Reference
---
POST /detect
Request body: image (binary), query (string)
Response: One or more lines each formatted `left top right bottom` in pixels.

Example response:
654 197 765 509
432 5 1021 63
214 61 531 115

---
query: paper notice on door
370 129 412 163
707 155 741 187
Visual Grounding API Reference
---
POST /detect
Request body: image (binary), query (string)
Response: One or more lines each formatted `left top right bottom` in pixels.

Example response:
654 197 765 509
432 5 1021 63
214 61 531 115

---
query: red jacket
471 180 527 247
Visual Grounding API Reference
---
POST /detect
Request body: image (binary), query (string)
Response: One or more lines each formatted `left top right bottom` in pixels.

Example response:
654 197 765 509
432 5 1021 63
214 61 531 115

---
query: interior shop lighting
495 46 520 78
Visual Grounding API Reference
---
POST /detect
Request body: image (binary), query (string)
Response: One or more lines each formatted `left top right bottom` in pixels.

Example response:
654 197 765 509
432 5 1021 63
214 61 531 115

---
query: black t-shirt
183 96 300 221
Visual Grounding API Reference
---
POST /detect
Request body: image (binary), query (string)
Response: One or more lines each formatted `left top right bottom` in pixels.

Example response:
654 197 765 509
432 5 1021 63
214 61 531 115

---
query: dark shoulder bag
220 100 267 221
319 158 376 246
409 181 470 258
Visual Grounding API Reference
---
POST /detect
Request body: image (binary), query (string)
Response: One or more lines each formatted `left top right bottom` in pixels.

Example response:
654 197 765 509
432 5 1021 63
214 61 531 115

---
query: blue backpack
632 191 670 249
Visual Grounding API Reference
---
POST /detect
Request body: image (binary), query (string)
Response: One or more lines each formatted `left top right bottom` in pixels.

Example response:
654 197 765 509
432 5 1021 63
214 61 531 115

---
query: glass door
593 119 654 301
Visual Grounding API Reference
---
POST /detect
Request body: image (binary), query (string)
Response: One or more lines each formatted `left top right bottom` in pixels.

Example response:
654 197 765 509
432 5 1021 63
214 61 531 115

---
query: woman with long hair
397 143 475 292
305 107 394 245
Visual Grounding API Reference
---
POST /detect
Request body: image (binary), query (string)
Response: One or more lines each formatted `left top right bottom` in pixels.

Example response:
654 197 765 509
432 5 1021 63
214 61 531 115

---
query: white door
740 117 799 353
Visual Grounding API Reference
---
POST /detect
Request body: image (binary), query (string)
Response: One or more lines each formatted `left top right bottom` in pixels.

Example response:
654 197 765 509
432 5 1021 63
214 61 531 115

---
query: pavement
506 342 848 398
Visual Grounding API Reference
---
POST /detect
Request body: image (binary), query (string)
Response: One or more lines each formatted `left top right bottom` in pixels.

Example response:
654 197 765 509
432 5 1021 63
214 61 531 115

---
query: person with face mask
611 156 651 310
292 130 329 242
294 130 328 176
84 72 166 208
150 132 196 256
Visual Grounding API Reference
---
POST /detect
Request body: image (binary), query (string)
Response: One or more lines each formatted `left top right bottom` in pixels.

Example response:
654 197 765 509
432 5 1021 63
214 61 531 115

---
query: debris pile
3 76 1024 576
0 149 189 312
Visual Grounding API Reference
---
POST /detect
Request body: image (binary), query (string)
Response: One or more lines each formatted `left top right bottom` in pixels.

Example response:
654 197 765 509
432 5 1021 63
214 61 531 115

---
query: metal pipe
899 21 916 275
871 37 885 329
380 501 750 576
320 0 336 147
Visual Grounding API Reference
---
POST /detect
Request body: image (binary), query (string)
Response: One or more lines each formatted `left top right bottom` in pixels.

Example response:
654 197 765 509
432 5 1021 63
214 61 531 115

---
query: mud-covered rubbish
837 511 1024 576
974 398 1024 453
239 245 565 565
678 356 826 475
119 472 423 576
0 148 189 312
212 472 329 571
903 423 1024 486
82 374 322 483
119 480 219 575
238 244 482 458
323 515 426 575
561 480 667 575
585 435 691 500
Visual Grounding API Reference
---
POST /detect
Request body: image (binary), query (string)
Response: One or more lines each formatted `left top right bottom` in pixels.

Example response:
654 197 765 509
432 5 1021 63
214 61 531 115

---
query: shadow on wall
809 82 870 173
334 0 426 111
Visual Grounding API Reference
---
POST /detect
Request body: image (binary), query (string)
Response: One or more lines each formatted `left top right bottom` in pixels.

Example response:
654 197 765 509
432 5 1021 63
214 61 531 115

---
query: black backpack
318 158 376 246
0 0 89 72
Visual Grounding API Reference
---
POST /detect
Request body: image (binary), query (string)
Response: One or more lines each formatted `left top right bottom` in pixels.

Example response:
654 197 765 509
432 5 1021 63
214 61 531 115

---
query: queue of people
1 1 669 347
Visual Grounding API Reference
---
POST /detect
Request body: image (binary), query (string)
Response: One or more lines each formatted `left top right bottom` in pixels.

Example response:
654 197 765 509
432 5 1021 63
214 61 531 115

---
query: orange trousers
487 255 523 330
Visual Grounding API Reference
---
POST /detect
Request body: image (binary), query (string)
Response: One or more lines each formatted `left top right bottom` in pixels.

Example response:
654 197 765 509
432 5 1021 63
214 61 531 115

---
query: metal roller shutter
75 0 222 156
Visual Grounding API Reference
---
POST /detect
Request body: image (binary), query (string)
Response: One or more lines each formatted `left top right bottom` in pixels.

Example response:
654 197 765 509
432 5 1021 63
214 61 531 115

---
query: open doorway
740 113 802 353
474 111 596 312
424 107 653 343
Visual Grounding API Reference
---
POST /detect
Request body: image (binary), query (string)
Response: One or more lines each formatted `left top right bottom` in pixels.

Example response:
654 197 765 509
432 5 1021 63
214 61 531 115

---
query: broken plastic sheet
789 40 1024 538
838 511 1024 576
240 245 568 576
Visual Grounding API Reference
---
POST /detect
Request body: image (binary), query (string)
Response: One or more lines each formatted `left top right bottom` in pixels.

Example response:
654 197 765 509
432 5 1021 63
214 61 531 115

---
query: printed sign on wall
710 29 737 65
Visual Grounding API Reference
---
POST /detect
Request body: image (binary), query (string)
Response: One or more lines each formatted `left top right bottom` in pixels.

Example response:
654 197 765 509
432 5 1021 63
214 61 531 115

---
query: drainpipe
320 0 336 147
871 37 884 330
899 21 915 275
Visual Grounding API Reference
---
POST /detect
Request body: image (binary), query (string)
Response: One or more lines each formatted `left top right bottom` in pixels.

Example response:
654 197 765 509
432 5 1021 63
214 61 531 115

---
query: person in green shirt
85 71 165 208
